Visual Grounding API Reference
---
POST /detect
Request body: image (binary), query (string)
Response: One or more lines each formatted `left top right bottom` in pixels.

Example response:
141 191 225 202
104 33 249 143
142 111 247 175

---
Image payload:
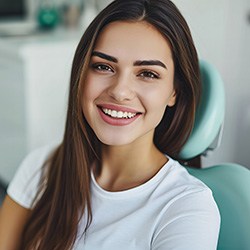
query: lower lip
98 108 141 126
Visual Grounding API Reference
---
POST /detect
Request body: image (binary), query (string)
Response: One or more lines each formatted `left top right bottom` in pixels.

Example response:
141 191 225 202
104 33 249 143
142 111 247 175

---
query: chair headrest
179 60 225 160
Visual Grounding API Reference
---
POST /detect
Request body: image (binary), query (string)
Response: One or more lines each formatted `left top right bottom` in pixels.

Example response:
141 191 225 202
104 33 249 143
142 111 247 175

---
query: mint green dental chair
180 60 250 250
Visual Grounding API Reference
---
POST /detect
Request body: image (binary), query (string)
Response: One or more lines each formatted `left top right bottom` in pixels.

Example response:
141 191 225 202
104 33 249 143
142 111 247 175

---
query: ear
167 91 176 107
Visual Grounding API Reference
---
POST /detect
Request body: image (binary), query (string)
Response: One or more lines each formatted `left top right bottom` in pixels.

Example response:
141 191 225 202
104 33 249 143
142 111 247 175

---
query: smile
102 108 137 119
97 105 142 126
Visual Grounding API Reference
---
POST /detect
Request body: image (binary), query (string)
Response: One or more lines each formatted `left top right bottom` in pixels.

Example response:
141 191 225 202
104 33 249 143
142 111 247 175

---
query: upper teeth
102 108 137 118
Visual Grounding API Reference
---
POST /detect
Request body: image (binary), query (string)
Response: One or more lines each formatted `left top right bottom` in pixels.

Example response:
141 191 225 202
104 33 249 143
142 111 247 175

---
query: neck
94 137 168 191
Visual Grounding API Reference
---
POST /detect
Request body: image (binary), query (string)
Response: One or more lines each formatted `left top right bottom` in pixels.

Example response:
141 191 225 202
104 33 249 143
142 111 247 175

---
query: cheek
142 85 174 110
140 85 175 127
81 81 96 122
82 75 103 106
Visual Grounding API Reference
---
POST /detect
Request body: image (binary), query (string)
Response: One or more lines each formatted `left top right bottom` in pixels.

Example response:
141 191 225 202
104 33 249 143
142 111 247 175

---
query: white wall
0 35 79 183
173 0 250 168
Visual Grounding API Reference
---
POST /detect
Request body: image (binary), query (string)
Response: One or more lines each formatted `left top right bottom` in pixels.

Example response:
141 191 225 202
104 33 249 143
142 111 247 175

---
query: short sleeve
152 188 221 250
7 144 56 209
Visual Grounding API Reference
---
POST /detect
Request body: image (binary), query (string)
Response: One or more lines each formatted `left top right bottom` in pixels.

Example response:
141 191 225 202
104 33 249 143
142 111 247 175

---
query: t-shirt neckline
91 156 174 200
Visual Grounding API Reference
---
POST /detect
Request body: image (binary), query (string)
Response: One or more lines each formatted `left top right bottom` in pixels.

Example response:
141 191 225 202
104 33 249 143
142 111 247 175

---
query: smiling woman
82 21 176 146
0 0 220 250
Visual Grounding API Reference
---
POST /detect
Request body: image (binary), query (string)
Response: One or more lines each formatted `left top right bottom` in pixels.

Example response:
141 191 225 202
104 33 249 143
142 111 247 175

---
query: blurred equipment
61 0 84 29
37 0 59 30
0 0 37 36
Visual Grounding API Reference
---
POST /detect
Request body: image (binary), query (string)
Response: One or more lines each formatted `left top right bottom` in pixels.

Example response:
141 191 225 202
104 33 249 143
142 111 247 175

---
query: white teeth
111 110 117 117
102 108 137 119
117 111 123 118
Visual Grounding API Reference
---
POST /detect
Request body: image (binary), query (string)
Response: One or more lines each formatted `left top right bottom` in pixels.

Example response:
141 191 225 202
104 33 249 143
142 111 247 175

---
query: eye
138 70 160 80
91 63 114 73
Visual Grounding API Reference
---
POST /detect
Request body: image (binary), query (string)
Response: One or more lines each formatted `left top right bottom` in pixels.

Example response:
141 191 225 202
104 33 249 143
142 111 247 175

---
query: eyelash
91 63 114 72
138 70 160 80
91 63 160 80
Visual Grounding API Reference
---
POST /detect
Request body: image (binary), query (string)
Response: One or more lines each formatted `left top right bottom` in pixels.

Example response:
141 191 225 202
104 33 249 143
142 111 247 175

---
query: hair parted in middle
74 0 201 159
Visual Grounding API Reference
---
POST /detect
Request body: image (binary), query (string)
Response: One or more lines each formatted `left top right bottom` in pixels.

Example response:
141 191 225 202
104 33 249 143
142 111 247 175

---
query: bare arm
0 195 30 250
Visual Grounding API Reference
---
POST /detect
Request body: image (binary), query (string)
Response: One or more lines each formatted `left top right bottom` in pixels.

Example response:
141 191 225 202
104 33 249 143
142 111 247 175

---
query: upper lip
97 103 142 113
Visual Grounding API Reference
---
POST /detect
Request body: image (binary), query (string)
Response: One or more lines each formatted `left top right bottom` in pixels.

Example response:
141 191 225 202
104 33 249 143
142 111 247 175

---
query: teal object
37 7 59 29
178 60 250 249
179 60 225 160
187 165 250 250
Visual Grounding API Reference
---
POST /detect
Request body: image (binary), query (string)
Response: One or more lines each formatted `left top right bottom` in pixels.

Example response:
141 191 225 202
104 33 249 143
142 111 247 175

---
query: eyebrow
92 51 167 69
133 60 167 69
92 51 118 63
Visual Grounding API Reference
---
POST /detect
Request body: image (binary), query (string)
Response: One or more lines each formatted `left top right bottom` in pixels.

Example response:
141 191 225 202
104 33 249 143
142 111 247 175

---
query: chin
96 133 136 147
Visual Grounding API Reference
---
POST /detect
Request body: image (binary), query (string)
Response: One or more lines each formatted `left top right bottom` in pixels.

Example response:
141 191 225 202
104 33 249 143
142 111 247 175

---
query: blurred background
0 0 249 187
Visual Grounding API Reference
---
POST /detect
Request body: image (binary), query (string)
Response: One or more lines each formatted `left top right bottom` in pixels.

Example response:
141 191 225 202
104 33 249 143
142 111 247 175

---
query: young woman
0 0 220 249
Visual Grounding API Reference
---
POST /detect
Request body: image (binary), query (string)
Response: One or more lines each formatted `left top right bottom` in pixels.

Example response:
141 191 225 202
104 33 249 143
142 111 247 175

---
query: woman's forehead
93 21 173 64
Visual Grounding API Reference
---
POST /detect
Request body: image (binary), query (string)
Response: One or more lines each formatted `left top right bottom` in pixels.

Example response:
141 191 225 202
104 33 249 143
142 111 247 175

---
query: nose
107 73 136 102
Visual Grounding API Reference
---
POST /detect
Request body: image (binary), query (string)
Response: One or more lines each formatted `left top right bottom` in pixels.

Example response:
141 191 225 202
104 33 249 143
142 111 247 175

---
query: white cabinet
0 30 80 183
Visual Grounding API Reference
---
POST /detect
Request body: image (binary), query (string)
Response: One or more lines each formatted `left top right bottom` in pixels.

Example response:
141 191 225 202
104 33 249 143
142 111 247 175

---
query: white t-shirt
7 144 220 250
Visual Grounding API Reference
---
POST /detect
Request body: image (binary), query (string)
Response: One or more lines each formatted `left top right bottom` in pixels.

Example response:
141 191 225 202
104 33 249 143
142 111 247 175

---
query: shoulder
157 157 211 198
158 157 220 222
7 142 59 209
151 157 220 249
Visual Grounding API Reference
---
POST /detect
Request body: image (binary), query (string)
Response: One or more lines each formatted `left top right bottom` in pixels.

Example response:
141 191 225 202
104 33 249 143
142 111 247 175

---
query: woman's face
82 21 176 147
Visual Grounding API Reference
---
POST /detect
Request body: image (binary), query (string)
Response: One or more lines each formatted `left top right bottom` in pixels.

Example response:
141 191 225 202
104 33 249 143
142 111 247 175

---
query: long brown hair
21 0 201 249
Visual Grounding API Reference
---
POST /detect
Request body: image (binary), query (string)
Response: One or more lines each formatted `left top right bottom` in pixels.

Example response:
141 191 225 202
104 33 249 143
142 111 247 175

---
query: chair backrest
179 60 250 249
187 164 250 250
179 60 225 160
